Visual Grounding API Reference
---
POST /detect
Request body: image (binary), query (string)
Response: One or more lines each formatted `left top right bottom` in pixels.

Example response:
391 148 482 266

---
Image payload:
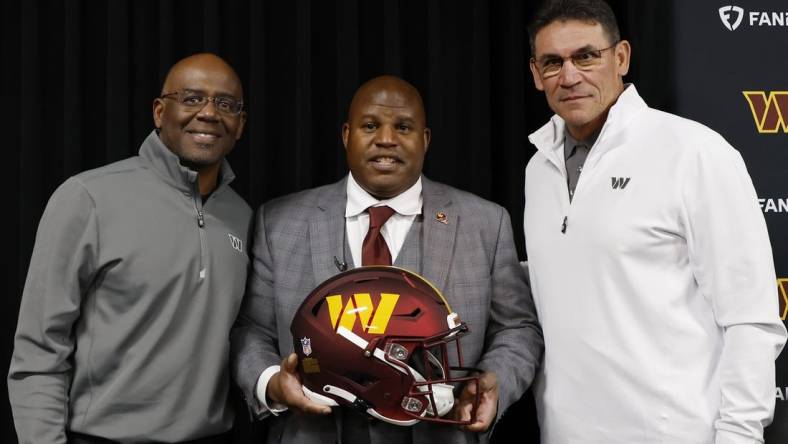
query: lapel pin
436 212 448 225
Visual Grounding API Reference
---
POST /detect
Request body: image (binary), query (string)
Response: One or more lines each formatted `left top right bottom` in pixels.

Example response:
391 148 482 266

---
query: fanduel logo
719 6 744 30
719 6 788 30
759 198 788 213
611 177 631 189
326 293 399 334
743 91 788 133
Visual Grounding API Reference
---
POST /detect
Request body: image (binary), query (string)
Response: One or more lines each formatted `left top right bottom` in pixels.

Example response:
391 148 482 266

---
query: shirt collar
563 127 600 160
138 130 236 194
345 173 423 218
529 84 644 164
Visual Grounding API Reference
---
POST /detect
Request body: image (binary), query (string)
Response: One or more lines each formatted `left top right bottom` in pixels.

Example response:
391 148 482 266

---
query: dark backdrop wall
671 1 788 442
2 0 673 442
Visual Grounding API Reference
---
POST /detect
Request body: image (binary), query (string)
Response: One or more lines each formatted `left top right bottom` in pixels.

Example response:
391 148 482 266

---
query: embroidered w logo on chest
611 177 631 189
228 233 244 253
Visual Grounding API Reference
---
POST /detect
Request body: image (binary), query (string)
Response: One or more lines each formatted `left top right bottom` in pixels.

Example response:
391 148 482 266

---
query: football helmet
290 266 480 426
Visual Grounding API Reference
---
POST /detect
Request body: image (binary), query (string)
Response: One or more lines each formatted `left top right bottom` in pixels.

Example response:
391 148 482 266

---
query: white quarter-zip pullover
524 86 786 444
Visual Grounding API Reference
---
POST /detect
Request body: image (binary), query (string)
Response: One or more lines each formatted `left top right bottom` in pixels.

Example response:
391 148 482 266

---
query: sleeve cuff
255 365 288 415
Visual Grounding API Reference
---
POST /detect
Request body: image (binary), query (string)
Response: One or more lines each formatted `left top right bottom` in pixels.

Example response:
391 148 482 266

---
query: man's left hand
454 371 498 432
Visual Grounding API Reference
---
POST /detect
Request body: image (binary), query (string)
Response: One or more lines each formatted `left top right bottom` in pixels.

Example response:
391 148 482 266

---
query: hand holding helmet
454 371 499 432
266 353 332 416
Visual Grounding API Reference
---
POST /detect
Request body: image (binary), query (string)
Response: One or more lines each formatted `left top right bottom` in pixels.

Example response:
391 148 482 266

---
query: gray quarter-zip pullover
9 131 252 443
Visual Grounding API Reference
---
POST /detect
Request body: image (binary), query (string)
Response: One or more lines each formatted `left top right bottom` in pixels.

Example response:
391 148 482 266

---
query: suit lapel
309 178 348 287
420 177 457 293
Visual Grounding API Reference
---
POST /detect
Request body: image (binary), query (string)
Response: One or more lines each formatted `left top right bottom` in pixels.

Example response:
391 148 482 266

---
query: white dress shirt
256 174 423 414
344 173 422 267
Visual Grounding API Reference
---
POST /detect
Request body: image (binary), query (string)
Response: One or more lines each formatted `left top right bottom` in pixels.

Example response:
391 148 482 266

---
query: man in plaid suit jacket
231 75 542 444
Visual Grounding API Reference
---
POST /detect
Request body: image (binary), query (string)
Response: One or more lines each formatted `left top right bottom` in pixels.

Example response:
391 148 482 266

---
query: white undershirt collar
345 174 423 217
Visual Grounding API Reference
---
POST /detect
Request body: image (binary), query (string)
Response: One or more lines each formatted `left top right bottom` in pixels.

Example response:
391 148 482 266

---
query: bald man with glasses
9 53 251 444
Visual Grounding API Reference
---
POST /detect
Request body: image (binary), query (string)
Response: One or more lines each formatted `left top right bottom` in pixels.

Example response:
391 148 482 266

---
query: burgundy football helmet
290 266 480 426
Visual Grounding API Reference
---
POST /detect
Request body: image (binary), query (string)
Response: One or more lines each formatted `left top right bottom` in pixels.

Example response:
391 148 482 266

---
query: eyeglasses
531 42 619 79
160 90 244 116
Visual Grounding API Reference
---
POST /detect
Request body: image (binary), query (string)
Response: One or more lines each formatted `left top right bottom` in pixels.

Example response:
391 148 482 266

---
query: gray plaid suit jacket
231 176 542 444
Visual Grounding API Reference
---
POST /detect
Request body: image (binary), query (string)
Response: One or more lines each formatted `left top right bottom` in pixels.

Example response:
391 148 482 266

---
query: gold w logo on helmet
326 293 400 334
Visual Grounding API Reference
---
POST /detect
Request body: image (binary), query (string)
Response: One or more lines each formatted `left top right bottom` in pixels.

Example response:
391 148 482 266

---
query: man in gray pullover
8 53 252 444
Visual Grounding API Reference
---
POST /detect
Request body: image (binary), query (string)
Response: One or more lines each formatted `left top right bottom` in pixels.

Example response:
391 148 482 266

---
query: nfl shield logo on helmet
300 337 312 356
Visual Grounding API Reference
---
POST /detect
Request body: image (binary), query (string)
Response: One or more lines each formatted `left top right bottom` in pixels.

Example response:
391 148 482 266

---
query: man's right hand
266 353 332 415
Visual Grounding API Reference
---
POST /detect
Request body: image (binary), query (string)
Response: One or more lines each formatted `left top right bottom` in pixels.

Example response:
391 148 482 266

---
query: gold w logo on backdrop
326 293 400 334
742 91 788 133
779 279 788 321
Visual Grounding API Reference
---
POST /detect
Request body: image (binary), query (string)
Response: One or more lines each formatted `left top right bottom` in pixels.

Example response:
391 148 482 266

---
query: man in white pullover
523 1 787 443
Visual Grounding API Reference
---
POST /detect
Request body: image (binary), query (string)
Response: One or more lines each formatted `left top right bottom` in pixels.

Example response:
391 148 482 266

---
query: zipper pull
560 216 567 234
197 210 205 228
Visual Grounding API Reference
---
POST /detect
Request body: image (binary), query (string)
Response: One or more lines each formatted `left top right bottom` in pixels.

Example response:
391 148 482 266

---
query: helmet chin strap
411 373 455 417
308 326 456 424
302 376 454 427
304 383 421 426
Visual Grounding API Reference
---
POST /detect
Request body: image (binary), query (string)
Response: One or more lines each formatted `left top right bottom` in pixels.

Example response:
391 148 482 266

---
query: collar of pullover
138 130 236 194
528 84 647 169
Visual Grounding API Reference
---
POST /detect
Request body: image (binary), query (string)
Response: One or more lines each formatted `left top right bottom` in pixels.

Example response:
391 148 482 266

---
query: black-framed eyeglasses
160 90 244 116
531 41 620 79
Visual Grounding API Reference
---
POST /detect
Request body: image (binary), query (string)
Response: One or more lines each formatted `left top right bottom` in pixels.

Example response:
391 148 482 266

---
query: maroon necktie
362 206 396 266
